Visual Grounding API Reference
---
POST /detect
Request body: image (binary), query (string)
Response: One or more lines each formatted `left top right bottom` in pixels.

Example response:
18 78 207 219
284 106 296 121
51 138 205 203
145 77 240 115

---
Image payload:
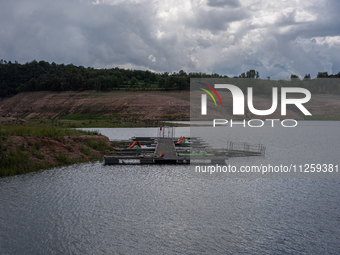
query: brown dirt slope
0 91 190 120
0 91 339 121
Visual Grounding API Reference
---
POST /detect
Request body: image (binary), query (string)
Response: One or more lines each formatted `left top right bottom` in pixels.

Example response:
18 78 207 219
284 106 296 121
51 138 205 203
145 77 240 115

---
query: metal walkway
155 138 177 158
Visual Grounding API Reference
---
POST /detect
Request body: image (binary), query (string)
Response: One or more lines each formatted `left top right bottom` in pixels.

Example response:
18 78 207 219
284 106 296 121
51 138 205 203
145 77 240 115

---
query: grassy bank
26 113 189 128
0 125 112 177
0 125 99 137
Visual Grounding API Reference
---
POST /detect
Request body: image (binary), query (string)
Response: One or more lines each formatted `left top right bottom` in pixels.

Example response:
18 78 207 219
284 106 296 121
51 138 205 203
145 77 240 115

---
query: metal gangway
157 126 175 138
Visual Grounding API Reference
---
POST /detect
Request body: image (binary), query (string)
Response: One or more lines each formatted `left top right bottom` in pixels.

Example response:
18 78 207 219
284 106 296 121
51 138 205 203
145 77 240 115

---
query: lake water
1 122 339 254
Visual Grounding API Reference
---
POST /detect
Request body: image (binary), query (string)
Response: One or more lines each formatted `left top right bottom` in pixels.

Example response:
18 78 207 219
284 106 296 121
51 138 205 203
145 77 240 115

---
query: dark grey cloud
0 0 158 66
207 0 240 8
186 7 249 31
1 0 340 78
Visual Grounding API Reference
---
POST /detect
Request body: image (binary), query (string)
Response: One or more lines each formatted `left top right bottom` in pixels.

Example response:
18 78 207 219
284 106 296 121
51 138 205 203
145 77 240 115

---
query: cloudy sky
1 0 340 78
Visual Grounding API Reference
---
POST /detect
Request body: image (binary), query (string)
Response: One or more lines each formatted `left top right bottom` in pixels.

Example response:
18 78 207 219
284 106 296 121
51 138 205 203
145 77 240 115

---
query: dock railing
227 141 266 156
157 126 175 138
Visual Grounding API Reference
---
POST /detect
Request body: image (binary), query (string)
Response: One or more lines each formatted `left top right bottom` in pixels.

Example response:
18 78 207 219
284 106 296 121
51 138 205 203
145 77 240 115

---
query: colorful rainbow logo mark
197 82 222 106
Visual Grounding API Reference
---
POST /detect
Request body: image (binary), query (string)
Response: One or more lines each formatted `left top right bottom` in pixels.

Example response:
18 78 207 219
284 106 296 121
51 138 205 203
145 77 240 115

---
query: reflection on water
0 122 339 254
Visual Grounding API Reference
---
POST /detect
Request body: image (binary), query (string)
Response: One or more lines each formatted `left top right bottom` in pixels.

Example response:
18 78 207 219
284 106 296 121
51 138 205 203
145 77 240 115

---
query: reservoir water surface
0 121 339 254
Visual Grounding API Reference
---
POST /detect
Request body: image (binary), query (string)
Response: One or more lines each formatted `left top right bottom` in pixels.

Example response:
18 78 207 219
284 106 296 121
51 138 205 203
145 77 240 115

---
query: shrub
0 151 32 176
80 146 91 155
33 141 41 150
84 139 109 151
18 142 26 151
35 151 45 160
54 152 72 165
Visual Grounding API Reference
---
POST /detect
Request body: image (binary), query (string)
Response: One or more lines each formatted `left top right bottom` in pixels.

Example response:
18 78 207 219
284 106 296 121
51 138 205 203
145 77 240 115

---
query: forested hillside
0 60 222 97
0 59 340 98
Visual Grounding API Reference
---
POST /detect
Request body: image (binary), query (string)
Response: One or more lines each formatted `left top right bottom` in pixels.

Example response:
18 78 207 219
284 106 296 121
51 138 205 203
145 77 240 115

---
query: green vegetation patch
35 151 45 160
0 125 99 137
84 139 109 151
60 113 132 121
0 150 52 177
0 125 106 177
53 152 73 165
80 146 91 156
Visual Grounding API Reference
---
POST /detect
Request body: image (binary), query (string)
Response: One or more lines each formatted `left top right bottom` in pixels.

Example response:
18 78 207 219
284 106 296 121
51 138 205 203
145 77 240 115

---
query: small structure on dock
157 126 175 138
104 127 265 165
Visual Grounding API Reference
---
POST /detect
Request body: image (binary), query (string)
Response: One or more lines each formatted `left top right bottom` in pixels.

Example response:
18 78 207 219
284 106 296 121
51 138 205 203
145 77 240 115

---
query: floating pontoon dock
104 128 265 165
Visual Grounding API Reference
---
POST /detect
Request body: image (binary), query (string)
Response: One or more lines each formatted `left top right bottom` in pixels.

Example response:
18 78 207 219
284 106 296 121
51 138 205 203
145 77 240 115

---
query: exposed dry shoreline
1 90 339 123
0 90 190 121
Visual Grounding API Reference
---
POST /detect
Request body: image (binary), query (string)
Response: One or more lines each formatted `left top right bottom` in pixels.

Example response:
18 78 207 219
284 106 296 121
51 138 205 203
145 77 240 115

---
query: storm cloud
1 0 340 78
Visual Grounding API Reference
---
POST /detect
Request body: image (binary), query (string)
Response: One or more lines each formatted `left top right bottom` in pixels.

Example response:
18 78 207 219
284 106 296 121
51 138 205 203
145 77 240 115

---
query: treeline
0 59 227 97
1 59 340 98
215 77 340 95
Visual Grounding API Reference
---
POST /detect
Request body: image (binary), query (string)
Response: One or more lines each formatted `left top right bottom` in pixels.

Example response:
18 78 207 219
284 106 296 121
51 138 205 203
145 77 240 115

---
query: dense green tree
130 76 138 85
317 72 328 78
246 70 259 78
142 78 150 90
158 77 165 88
112 77 119 89
149 73 157 83
178 70 187 76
